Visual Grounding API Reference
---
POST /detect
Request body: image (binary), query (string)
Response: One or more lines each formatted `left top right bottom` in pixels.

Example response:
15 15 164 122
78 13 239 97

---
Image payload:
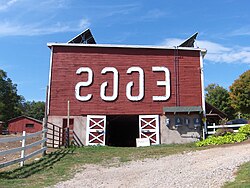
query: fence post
42 118 47 156
213 123 216 134
52 125 55 148
202 128 205 140
59 127 61 148
20 131 26 167
67 100 70 147
67 127 70 147
42 85 48 156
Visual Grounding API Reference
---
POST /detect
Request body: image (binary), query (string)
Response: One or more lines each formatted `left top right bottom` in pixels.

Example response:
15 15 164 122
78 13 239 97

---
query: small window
26 123 34 128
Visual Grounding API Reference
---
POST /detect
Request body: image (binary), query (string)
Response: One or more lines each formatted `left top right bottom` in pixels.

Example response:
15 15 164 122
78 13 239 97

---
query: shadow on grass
0 148 75 179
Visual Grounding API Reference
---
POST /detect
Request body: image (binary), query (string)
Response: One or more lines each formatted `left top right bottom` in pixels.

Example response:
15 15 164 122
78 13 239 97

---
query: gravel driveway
53 142 250 188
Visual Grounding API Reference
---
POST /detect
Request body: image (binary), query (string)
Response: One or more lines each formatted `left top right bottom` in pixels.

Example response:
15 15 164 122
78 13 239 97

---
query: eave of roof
163 106 203 114
7 115 43 124
205 102 227 118
47 43 207 54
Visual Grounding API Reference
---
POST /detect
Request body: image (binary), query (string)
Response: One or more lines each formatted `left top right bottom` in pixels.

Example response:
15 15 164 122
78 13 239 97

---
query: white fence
0 129 47 169
207 124 246 135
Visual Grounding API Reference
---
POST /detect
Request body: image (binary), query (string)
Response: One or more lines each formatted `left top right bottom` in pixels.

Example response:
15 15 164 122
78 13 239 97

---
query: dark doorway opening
106 115 139 147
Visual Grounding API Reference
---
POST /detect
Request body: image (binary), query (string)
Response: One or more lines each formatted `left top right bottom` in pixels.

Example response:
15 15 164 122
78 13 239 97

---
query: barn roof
48 29 206 56
48 43 206 54
7 115 43 124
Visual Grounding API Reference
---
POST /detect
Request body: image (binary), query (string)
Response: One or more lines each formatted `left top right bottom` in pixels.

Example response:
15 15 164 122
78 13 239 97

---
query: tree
0 69 45 127
229 70 250 119
0 69 23 124
205 83 235 119
21 101 45 121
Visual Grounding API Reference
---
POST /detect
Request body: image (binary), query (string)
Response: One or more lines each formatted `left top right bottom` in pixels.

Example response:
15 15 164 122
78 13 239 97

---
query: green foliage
229 70 250 119
0 69 45 124
196 133 248 147
238 124 250 136
0 69 23 124
21 101 45 121
205 83 235 120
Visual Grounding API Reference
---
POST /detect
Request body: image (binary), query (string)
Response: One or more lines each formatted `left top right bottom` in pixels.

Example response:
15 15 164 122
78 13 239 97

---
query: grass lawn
223 161 250 188
0 143 199 188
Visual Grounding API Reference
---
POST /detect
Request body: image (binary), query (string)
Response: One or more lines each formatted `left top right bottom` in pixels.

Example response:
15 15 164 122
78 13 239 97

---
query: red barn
8 116 42 134
47 30 206 146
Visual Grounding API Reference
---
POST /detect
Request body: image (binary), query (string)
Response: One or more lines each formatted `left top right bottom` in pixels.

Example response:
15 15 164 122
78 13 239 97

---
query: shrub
196 132 248 147
239 124 250 136
233 133 248 142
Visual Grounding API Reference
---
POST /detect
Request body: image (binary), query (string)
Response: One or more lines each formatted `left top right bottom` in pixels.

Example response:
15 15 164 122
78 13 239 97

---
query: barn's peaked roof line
7 115 43 124
47 42 207 53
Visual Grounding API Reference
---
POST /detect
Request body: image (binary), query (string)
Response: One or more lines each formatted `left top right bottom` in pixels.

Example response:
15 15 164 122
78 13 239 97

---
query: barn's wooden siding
49 46 202 116
8 116 42 133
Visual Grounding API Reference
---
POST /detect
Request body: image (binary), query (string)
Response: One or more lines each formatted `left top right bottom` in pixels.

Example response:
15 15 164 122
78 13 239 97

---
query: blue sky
0 0 249 101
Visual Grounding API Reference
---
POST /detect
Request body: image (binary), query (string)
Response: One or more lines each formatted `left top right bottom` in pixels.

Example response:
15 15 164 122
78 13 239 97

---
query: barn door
86 115 106 146
139 115 160 145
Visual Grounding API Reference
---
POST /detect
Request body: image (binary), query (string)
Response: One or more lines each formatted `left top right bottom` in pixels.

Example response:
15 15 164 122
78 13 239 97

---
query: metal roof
163 106 203 114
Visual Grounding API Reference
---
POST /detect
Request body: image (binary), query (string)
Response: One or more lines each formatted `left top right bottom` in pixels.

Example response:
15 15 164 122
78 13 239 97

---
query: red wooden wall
8 117 42 133
49 46 202 116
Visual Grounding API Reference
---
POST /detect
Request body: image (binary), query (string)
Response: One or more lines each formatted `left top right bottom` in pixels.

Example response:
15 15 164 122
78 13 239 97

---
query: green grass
223 161 250 188
0 143 199 188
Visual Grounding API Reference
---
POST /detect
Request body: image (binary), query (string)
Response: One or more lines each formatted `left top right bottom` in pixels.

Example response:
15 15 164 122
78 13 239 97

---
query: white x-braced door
86 115 106 146
139 115 160 145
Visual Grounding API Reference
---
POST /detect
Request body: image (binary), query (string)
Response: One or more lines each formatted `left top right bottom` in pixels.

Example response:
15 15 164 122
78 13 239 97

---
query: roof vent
178 32 198 47
68 28 96 44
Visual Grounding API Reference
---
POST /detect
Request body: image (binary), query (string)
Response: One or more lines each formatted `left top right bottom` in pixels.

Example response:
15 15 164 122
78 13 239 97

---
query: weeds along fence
0 129 47 169
207 123 246 135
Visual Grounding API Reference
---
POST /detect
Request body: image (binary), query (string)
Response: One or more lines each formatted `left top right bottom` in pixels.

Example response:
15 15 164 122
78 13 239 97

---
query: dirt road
53 143 250 188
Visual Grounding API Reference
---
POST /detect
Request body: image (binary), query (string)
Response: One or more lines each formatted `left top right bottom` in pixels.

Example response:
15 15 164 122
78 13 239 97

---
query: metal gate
86 115 106 146
139 115 160 145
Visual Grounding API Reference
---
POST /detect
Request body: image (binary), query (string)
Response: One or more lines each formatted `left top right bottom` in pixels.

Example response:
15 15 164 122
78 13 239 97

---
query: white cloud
161 38 183 47
161 38 250 64
0 19 90 36
0 0 18 11
78 19 90 29
141 9 166 21
230 26 250 36
102 4 139 17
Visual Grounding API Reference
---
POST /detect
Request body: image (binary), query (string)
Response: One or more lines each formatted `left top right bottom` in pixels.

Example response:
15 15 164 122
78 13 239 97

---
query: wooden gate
86 115 106 146
139 115 160 145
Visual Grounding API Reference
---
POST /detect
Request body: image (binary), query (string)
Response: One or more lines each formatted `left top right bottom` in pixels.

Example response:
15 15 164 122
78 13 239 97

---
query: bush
233 133 248 142
196 132 248 147
239 124 250 136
